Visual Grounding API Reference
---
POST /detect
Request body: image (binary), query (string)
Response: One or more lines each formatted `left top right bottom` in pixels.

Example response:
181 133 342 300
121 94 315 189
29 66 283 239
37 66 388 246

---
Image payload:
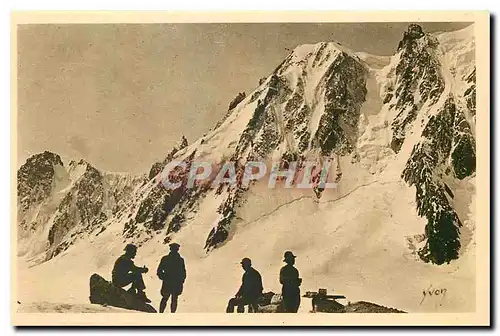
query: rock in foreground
343 301 406 313
89 273 157 313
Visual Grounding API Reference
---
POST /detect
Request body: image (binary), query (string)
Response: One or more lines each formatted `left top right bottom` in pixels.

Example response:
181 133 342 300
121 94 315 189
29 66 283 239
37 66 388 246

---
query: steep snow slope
17 177 474 313
17 24 476 313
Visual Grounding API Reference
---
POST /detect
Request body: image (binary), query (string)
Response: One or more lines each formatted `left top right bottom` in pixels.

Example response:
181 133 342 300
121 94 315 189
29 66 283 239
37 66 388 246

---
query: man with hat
279 251 302 313
112 243 151 303
226 257 263 313
157 242 186 313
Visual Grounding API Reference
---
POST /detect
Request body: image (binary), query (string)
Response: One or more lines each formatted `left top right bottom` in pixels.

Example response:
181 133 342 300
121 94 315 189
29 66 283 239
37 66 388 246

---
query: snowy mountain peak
286 42 341 65
397 23 426 51
17 152 147 260
17 151 65 213
231 41 366 163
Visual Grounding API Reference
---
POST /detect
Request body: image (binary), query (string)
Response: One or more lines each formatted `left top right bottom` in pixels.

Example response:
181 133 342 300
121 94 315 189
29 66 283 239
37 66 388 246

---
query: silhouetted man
226 258 263 313
112 244 151 303
280 251 301 313
157 243 186 313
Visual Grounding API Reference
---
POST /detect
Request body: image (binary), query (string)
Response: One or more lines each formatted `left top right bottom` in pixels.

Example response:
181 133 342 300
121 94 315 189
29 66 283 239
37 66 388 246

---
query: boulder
343 301 406 313
89 273 157 313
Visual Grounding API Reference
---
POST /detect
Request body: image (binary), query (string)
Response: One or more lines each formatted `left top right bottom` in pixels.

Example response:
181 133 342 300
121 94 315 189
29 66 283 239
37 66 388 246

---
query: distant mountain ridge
17 151 147 260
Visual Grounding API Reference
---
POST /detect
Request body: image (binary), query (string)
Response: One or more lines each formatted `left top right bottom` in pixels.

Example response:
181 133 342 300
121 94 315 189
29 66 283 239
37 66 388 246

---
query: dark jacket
237 267 263 299
157 252 187 284
112 255 140 284
280 264 301 294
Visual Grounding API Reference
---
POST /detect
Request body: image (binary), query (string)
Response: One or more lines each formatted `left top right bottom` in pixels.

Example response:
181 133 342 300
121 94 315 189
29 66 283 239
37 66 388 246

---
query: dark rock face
48 193 75 247
134 185 171 232
235 75 285 158
129 150 199 237
312 52 367 156
148 135 189 180
397 24 425 51
388 25 476 264
89 273 156 313
464 68 476 116
132 184 190 234
228 92 246 110
148 162 165 180
75 165 105 225
204 190 238 251
451 105 476 179
48 163 105 256
389 25 445 153
402 97 475 264
283 78 310 153
236 99 269 158
17 151 64 213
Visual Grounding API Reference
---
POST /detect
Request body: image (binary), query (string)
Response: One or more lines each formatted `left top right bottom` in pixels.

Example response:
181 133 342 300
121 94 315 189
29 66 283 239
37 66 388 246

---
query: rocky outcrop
17 151 64 213
342 301 406 313
451 103 476 179
48 162 103 257
204 189 239 251
388 24 445 153
464 68 476 116
127 150 201 238
148 135 188 179
397 24 425 51
89 273 156 313
228 92 246 110
383 25 477 264
402 97 475 264
312 51 367 156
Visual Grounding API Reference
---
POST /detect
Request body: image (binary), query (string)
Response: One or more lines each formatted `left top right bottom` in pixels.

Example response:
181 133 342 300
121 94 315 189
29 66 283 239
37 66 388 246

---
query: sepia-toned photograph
11 11 490 326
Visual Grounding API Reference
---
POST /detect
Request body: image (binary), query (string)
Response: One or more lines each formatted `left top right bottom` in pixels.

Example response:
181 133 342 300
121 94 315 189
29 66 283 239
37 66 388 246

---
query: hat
124 244 137 252
283 251 296 262
169 243 180 250
240 257 252 265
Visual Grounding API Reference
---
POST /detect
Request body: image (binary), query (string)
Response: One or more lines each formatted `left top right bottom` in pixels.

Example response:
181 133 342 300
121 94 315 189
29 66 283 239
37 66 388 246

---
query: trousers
226 297 259 313
113 271 146 291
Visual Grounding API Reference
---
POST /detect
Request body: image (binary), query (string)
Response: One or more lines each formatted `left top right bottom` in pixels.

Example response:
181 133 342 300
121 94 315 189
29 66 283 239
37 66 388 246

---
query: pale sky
17 22 471 173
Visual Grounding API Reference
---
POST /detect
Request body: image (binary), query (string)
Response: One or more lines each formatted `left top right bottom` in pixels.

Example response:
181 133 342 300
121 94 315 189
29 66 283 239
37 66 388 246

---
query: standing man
157 243 186 313
226 257 263 313
112 244 151 303
280 251 302 313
